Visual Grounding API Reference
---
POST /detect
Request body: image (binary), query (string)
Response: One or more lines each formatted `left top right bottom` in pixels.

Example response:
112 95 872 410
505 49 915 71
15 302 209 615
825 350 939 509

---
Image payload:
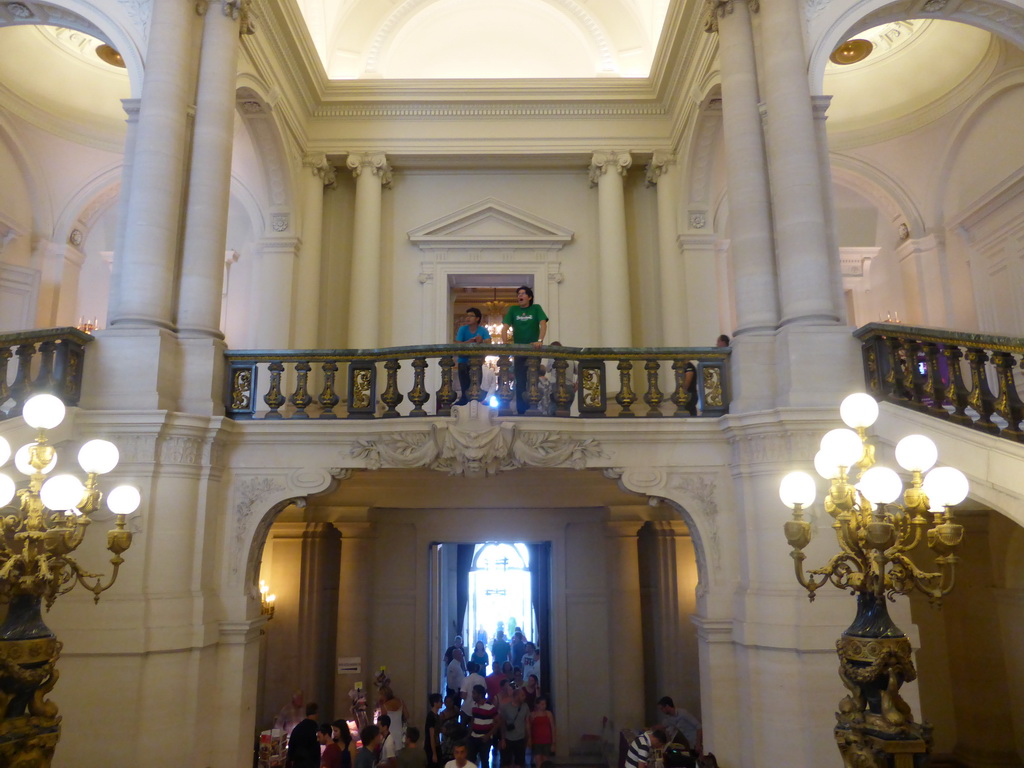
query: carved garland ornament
351 405 605 478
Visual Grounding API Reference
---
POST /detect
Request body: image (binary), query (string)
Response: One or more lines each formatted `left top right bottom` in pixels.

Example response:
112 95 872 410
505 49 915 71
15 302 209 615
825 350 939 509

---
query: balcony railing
0 328 92 421
224 345 730 420
856 322 1024 442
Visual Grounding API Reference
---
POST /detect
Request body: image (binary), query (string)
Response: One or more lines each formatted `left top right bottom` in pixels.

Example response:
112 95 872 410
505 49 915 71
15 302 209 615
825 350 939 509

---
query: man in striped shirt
469 684 500 768
625 729 667 768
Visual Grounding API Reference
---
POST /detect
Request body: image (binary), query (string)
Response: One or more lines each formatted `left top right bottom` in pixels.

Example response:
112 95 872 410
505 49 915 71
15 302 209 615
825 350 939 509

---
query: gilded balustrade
855 323 1024 442
224 345 730 420
0 328 92 421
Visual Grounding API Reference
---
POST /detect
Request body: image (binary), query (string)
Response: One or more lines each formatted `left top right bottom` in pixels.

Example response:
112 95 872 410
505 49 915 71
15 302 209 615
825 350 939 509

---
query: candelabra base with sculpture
779 394 969 768
0 596 62 768
833 593 930 768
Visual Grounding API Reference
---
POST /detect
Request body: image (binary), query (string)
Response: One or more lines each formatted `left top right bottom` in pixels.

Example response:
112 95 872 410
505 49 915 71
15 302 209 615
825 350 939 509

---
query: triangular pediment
408 197 574 250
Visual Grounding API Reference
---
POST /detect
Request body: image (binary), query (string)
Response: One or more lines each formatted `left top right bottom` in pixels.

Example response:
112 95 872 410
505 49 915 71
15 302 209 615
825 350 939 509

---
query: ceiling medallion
830 39 874 65
95 43 126 68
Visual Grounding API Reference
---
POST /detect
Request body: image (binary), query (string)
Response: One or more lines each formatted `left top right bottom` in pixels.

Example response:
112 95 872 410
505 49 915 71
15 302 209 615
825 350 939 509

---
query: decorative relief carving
589 151 632 185
898 222 910 241
728 429 821 467
805 0 831 20
223 0 256 34
351 405 605 478
957 0 1024 33
271 213 289 232
304 153 336 187
668 472 721 565
232 476 287 575
922 0 948 11
6 3 32 18
118 0 151 39
704 0 759 32
68 229 83 247
239 100 264 114
346 153 392 188
114 434 159 464
316 103 666 119
689 212 707 230
158 436 203 466
645 151 674 187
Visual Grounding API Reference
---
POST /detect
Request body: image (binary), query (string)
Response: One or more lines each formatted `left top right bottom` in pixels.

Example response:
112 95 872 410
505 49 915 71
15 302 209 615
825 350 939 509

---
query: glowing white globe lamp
895 434 938 473
857 466 903 505
814 449 840 480
78 440 119 475
39 474 86 512
0 473 15 507
820 428 864 469
107 485 142 516
780 471 817 509
22 394 66 431
0 435 10 468
840 393 879 429
922 467 970 510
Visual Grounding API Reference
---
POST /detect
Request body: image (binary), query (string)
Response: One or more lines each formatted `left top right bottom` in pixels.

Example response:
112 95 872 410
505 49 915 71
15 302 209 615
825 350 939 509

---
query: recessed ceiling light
95 44 125 68
829 39 874 66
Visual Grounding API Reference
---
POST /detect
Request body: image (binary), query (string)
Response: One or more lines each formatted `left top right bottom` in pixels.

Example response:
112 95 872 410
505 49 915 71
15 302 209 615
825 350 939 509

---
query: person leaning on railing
501 286 548 415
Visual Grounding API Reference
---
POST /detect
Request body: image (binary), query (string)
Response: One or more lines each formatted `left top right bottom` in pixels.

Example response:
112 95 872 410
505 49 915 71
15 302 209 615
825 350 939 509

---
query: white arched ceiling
304 0 668 79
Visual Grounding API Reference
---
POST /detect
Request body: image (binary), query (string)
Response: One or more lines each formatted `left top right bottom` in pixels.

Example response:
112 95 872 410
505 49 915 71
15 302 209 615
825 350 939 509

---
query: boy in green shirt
502 286 548 414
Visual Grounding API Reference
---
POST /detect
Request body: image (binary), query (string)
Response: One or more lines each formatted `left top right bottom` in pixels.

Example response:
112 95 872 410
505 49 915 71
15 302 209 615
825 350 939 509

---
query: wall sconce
260 579 276 619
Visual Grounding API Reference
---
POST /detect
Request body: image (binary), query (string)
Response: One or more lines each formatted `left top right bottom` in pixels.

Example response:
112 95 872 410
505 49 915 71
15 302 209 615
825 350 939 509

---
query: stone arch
53 162 121 247
235 84 296 236
0 110 53 237
932 66 1024 225
362 0 618 76
830 154 926 237
807 0 1024 94
680 84 724 235
0 0 146 96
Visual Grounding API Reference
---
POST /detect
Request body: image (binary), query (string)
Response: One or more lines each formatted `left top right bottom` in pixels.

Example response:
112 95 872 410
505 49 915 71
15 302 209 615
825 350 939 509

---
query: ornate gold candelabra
779 393 968 768
0 394 140 767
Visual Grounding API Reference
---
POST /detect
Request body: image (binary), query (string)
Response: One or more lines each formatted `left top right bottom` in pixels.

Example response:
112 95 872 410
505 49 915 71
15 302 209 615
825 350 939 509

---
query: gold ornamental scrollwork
231 369 252 410
581 367 601 408
702 366 723 407
351 369 373 409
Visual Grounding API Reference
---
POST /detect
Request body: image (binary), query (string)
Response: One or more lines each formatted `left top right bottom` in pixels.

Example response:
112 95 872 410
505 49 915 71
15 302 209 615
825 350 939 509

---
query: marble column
110 0 198 329
706 0 779 334
679 234 721 347
253 236 300 348
812 95 846 322
604 522 645 731
590 151 633 347
294 154 335 349
646 152 686 346
637 521 699 722
108 97 141 322
757 0 838 326
346 153 391 348
177 0 253 337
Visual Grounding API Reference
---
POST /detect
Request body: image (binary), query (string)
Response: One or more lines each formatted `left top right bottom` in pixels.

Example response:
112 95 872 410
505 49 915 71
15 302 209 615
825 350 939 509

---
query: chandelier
779 393 968 766
0 393 140 766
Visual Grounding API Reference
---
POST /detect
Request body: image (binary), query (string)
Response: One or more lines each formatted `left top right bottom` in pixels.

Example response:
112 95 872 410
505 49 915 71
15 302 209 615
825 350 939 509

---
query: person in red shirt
319 722 344 768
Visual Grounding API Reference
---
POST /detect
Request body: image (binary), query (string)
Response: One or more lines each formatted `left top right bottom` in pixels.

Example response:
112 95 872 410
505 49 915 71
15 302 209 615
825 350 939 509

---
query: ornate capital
197 0 255 34
303 153 336 187
589 150 632 185
645 150 675 187
703 0 759 33
347 152 392 188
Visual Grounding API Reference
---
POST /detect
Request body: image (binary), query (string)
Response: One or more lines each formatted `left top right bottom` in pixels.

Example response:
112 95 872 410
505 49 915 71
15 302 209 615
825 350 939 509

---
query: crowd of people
275 630 554 768
430 628 551 768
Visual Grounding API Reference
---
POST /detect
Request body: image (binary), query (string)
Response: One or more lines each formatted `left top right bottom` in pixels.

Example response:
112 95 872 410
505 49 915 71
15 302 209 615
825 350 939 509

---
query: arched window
466 542 536 656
